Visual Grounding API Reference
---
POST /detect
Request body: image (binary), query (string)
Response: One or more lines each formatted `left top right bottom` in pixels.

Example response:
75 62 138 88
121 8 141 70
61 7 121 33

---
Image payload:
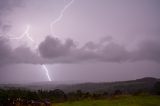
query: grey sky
0 0 160 83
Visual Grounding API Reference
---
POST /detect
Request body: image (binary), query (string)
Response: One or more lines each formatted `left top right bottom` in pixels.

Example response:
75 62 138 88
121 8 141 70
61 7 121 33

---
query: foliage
0 81 160 105
55 95 160 106
153 81 160 95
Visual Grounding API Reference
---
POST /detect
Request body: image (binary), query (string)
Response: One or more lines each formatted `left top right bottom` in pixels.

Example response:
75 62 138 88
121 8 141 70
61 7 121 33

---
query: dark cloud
0 38 12 65
82 41 99 50
0 0 20 10
132 40 160 62
0 35 160 66
12 46 40 64
0 38 40 65
39 36 76 58
99 43 129 62
38 36 160 63
0 0 22 16
0 0 23 36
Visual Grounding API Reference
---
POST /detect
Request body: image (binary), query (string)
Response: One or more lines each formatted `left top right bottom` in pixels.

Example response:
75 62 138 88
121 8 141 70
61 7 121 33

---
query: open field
54 95 160 106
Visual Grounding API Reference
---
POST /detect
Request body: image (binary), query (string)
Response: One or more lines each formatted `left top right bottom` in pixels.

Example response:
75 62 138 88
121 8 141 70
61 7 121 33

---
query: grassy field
54 95 160 106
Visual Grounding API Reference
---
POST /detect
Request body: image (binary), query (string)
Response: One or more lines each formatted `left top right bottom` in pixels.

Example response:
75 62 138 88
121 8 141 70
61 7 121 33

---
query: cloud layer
1 35 160 66
39 36 75 58
0 0 22 37
0 0 159 66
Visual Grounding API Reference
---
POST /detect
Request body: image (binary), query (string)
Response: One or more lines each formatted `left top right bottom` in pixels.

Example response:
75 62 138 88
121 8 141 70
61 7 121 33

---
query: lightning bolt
20 25 52 82
42 65 52 81
0 0 74 82
50 0 74 35
2 25 34 43
2 24 52 82
2 25 30 40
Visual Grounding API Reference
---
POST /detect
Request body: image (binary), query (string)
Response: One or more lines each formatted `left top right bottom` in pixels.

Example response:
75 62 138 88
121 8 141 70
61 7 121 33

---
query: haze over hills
0 77 159 93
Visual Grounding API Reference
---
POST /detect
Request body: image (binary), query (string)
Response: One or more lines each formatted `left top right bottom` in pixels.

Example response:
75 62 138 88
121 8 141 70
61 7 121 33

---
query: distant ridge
0 77 159 93
135 77 157 81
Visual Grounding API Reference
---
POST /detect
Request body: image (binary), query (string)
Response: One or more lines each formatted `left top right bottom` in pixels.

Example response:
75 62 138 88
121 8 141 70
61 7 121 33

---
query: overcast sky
0 0 160 84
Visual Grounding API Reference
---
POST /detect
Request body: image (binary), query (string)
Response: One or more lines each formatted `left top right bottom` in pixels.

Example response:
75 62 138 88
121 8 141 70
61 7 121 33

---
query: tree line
0 81 160 106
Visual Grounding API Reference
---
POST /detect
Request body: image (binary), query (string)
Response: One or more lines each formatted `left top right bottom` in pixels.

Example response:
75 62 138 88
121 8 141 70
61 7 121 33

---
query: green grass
53 95 160 106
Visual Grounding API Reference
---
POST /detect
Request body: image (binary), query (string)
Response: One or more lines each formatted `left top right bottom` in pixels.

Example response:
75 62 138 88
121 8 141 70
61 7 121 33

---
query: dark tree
114 89 122 95
153 81 160 95
49 89 67 102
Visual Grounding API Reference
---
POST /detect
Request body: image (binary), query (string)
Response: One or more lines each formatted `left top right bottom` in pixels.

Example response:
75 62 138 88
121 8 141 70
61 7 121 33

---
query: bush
153 81 160 95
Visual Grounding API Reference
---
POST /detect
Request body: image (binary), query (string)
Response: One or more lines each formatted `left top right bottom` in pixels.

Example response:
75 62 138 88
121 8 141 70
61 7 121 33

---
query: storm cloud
132 39 160 62
38 35 160 64
39 36 76 58
0 38 38 65
0 34 160 66
0 0 159 65
0 38 12 65
0 0 23 37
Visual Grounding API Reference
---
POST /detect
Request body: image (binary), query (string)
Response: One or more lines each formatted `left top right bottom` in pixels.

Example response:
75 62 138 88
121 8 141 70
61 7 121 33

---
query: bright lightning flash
5 24 52 82
5 25 32 41
24 25 52 82
50 0 74 35
1 0 75 82
42 65 52 81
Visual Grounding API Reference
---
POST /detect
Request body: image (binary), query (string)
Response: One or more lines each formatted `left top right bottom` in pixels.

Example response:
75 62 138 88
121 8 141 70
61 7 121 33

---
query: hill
0 77 159 93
